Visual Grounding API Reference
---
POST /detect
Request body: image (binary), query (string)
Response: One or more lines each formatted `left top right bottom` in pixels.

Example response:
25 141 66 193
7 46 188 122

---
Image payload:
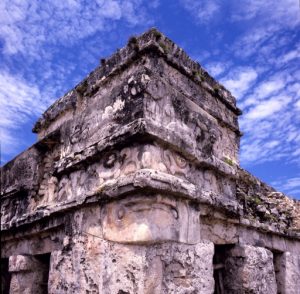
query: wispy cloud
272 176 300 198
0 70 46 122
230 0 300 28
236 63 300 165
230 0 300 60
203 61 229 78
180 0 220 23
244 95 291 121
281 46 300 63
0 69 51 159
0 0 153 57
221 67 258 98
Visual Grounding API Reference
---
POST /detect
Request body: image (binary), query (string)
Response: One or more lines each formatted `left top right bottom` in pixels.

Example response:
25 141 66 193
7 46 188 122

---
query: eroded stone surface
224 245 277 294
48 239 214 294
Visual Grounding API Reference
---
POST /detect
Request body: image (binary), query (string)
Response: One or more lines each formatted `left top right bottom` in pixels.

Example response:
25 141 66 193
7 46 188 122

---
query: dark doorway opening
272 250 284 294
213 244 234 294
35 253 51 293
0 258 11 294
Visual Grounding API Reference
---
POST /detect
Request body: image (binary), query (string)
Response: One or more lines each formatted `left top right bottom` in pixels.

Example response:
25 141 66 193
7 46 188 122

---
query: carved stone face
101 194 200 244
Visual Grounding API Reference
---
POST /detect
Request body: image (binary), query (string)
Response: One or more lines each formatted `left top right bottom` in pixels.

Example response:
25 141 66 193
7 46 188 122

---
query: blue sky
0 0 300 199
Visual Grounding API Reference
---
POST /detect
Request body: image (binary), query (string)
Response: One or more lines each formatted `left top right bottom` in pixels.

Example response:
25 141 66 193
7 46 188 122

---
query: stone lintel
9 255 43 273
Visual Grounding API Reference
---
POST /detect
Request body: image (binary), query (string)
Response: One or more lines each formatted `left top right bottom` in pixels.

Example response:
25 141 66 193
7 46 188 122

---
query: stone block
275 251 300 294
224 244 277 294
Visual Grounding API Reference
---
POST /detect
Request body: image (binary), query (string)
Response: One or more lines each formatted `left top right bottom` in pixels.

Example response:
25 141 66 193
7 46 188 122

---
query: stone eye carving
103 152 118 168
174 154 187 169
162 150 188 176
171 207 179 219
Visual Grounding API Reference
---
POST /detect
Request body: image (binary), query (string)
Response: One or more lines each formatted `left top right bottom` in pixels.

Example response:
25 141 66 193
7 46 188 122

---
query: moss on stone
223 157 235 166
158 41 169 53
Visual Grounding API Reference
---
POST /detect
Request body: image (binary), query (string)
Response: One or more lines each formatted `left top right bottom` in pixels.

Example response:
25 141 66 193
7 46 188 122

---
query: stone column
275 251 300 294
48 238 215 294
98 193 215 293
223 244 277 294
48 199 215 293
8 255 49 294
100 241 215 294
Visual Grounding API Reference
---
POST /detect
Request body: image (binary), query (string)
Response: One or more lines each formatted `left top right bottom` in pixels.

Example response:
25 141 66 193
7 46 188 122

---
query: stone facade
1 28 299 294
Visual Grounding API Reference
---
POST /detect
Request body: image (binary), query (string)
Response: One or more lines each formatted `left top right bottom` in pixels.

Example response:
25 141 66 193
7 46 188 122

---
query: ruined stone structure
1 29 300 294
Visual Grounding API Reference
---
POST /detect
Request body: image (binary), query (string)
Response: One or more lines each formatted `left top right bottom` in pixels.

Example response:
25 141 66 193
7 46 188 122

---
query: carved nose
117 207 125 220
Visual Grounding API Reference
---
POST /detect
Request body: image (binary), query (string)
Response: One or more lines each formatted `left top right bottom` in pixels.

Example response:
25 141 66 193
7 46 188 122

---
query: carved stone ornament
101 194 200 244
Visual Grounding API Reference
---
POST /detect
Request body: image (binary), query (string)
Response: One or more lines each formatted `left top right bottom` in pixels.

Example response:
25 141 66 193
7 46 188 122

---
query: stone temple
1 28 300 294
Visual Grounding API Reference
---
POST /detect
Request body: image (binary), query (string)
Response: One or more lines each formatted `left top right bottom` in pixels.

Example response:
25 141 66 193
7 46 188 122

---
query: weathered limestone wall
1 28 300 294
49 238 214 293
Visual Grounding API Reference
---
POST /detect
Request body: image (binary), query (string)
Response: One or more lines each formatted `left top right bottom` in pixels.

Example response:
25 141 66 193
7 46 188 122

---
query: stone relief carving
70 122 90 144
120 147 139 175
57 175 72 202
101 194 200 244
96 151 122 185
162 149 188 176
52 142 235 207
95 144 190 186
145 91 223 160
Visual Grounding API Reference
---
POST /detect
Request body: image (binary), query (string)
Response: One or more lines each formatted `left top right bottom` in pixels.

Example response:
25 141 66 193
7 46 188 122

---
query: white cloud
255 79 285 99
0 127 18 160
288 83 300 97
204 62 228 78
238 78 299 165
180 0 220 23
221 68 258 98
231 0 300 28
281 48 300 63
230 0 300 60
240 120 299 166
0 70 46 115
0 0 152 57
0 70 50 157
244 95 291 121
271 176 300 198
